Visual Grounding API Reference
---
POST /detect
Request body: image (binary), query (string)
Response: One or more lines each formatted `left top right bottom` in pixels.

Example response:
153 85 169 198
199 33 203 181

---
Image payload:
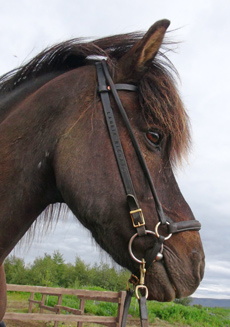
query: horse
0 19 205 324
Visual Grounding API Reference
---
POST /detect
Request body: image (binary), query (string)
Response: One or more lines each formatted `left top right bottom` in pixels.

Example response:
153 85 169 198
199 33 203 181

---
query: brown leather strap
121 289 134 327
139 295 149 327
121 290 149 327
99 60 168 226
145 235 165 269
169 220 201 234
96 62 146 237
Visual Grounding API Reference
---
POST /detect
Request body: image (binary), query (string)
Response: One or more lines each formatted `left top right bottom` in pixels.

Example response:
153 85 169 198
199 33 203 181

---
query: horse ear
117 19 170 81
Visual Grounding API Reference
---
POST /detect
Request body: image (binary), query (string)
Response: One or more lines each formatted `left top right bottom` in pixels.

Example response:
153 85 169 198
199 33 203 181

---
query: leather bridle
96 60 201 326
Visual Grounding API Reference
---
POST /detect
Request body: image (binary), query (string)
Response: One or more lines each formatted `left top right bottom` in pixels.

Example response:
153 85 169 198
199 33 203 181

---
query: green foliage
87 262 129 291
174 296 193 306
193 304 203 309
4 256 28 284
26 251 66 287
146 301 230 327
5 251 130 291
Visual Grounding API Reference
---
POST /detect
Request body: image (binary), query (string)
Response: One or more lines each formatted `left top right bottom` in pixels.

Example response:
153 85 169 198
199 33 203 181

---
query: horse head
0 20 204 305
54 20 205 301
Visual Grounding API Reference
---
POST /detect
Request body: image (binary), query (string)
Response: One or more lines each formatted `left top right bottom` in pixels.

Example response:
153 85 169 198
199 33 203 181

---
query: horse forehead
67 65 96 85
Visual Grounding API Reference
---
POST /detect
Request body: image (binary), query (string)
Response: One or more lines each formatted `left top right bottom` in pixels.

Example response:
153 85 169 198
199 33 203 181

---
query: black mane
0 33 143 94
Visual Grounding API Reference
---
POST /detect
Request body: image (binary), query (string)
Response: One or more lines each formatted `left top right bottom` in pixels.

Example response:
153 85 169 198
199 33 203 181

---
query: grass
6 289 230 327
145 301 230 327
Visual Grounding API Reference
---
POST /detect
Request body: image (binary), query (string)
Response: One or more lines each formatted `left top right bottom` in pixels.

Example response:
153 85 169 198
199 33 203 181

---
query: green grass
7 289 230 326
145 301 230 327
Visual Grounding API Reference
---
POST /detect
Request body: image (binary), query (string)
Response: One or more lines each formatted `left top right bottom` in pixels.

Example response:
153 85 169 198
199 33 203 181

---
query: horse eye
146 131 161 145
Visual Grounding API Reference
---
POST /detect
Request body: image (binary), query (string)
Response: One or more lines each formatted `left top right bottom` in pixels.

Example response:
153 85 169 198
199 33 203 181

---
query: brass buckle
130 208 145 228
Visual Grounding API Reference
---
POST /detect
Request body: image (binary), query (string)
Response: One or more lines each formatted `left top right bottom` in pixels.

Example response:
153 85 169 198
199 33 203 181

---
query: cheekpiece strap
96 62 145 237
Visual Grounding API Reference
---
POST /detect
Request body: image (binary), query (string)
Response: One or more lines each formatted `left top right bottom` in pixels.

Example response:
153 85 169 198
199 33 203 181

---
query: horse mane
0 34 142 93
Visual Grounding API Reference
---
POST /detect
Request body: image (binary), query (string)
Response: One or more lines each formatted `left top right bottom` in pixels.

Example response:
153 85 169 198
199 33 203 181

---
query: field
3 255 230 327
4 292 230 327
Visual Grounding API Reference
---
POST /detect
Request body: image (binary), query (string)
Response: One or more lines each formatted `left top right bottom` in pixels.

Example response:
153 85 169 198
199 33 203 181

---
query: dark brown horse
0 20 204 323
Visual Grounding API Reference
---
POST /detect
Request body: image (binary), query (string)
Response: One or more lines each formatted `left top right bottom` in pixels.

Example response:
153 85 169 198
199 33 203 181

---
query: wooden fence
4 284 126 327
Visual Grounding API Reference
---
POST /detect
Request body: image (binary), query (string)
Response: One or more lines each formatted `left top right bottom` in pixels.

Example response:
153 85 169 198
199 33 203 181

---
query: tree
4 256 28 285
28 253 55 286
4 251 130 291
28 251 67 287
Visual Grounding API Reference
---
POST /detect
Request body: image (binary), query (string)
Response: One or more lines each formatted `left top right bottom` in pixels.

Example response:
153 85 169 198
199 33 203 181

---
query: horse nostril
191 249 203 259
199 257 205 280
191 249 205 281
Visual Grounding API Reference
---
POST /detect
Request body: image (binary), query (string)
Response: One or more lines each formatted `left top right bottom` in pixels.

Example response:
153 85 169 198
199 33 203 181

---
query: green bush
5 251 129 291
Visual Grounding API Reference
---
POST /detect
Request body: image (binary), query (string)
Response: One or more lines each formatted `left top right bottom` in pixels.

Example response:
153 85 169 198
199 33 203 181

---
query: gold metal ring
155 221 172 240
135 285 149 299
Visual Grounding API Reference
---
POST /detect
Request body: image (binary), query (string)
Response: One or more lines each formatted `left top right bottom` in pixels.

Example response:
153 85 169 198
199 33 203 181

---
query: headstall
96 60 201 326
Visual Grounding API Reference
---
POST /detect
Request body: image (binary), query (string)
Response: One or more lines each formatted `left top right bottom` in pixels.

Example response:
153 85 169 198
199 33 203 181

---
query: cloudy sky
1 0 229 300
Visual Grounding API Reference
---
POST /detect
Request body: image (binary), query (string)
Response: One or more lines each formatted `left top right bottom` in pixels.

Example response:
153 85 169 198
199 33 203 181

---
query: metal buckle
130 208 145 228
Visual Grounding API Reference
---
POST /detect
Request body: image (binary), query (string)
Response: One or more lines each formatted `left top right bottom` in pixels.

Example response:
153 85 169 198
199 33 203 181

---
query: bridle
96 60 201 326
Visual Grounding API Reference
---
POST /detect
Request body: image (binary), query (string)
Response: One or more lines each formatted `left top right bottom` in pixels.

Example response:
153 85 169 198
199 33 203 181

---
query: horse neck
0 75 66 263
0 67 96 263
0 72 62 123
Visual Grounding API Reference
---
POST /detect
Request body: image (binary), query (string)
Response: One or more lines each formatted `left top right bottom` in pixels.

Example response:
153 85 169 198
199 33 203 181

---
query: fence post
40 294 46 313
54 294 63 327
117 291 126 326
28 292 34 313
77 298 85 327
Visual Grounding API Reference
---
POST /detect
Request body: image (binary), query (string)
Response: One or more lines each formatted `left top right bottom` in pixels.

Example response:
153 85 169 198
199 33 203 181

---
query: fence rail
4 284 126 327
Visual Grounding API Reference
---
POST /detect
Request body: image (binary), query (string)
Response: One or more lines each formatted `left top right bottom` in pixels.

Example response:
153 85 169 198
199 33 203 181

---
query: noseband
96 60 201 326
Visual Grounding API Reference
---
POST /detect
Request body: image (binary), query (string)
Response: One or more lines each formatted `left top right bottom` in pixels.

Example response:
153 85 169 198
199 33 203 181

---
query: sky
1 0 229 300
